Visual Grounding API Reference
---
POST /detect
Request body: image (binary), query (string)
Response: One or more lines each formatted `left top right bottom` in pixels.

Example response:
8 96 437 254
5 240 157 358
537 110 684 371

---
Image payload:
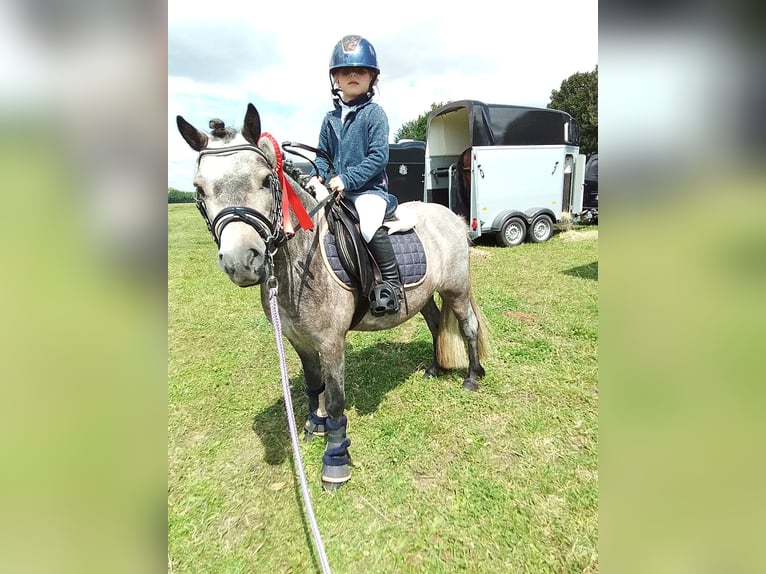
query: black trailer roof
427 100 577 147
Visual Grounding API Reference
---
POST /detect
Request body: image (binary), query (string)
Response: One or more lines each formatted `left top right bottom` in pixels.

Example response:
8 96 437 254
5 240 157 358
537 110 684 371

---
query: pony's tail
436 292 490 370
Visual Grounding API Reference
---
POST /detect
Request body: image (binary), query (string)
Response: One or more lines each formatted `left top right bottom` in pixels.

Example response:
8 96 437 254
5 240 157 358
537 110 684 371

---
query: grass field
168 203 598 573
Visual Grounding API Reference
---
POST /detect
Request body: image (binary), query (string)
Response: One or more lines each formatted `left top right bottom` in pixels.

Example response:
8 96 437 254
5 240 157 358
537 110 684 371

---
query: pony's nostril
247 249 259 268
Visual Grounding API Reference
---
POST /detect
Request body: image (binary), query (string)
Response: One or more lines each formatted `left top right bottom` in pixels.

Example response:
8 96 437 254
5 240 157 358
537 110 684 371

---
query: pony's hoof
322 472 351 492
304 418 326 442
424 365 444 379
321 464 350 491
322 480 344 492
462 379 479 392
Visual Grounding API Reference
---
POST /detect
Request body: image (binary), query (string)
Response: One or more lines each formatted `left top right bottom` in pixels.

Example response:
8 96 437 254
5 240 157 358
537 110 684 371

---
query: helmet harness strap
329 71 378 105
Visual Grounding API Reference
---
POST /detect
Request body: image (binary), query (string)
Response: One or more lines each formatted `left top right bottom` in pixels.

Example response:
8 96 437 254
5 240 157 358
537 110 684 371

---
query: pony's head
176 104 281 287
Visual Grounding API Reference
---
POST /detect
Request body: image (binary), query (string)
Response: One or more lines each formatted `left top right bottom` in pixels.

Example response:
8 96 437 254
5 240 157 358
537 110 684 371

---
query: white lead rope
268 283 332 574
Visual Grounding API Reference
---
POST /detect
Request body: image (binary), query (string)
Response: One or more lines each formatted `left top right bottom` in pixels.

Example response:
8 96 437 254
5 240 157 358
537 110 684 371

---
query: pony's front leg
319 342 351 491
294 346 327 442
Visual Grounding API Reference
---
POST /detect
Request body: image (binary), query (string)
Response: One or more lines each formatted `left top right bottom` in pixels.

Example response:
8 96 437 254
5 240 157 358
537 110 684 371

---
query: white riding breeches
353 194 387 243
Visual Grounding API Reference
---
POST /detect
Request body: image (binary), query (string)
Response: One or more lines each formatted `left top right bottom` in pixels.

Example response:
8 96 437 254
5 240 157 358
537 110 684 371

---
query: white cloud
169 0 598 189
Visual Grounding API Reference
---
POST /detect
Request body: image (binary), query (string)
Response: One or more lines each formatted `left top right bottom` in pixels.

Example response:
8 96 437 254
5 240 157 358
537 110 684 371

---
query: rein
281 141 339 219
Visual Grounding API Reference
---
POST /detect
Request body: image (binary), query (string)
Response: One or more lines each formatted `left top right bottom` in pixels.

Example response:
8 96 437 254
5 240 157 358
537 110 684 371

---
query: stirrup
369 280 401 316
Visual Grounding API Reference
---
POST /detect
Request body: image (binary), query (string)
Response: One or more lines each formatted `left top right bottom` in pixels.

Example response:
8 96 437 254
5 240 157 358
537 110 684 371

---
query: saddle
325 195 404 327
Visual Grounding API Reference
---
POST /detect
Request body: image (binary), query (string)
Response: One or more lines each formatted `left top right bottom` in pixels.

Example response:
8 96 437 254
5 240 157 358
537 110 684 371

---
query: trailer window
471 109 493 146
488 107 570 146
566 119 580 145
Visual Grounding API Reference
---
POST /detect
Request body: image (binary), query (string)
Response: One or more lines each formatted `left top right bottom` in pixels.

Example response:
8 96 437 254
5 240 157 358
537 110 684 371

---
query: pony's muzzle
218 248 266 286
218 227 268 287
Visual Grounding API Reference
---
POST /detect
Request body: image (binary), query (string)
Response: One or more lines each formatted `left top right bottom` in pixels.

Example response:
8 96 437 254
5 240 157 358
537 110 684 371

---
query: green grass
168 204 598 573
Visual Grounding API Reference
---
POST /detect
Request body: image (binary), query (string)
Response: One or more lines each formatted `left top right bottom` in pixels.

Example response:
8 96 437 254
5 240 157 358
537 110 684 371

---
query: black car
583 154 598 210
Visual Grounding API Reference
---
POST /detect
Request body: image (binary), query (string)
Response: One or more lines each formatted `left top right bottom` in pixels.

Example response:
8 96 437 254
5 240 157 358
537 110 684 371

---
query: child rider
308 34 402 316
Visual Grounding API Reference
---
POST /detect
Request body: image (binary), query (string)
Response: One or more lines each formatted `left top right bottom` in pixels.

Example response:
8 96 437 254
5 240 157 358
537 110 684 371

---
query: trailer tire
497 217 527 247
529 214 554 243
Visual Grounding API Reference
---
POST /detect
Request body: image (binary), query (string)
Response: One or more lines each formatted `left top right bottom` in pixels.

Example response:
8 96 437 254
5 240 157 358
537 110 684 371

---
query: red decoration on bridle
259 132 314 235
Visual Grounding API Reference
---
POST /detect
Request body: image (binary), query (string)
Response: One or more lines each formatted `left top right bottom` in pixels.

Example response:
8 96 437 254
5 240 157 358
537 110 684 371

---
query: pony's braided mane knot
206 118 312 194
208 118 237 141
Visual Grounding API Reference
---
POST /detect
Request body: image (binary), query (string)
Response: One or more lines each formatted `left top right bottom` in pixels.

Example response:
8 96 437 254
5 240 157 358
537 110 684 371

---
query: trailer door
570 153 586 213
472 146 565 230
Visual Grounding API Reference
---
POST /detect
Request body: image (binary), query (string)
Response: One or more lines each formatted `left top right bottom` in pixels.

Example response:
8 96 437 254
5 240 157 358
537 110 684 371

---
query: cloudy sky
169 0 598 190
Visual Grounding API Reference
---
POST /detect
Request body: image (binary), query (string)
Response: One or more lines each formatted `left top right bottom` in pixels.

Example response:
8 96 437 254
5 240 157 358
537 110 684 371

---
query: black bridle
194 144 286 257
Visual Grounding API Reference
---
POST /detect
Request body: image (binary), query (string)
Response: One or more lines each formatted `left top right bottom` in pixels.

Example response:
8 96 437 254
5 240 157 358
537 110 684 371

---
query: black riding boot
367 227 401 316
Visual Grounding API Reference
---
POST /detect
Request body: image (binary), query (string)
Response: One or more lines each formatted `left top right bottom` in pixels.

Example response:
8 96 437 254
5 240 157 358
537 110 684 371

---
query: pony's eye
194 184 205 199
263 174 273 188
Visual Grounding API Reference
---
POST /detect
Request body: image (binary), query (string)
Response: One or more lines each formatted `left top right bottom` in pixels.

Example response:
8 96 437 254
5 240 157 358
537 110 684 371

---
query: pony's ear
176 115 208 151
241 103 261 145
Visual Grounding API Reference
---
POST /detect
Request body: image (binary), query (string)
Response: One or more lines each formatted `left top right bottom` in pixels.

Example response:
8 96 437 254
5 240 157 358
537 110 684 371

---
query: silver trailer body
424 101 586 245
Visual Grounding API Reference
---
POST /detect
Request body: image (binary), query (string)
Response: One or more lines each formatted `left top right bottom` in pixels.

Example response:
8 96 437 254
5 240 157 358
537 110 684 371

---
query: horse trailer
423 100 587 246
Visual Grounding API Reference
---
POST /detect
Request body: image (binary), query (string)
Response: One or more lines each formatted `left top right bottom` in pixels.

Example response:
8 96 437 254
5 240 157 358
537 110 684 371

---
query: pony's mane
283 159 308 182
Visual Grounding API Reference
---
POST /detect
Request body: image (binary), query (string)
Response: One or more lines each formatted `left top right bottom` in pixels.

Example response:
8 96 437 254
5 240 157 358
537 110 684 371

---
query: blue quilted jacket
314 99 390 201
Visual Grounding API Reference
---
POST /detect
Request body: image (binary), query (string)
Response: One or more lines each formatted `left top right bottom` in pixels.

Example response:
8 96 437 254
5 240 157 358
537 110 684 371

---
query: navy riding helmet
329 35 379 101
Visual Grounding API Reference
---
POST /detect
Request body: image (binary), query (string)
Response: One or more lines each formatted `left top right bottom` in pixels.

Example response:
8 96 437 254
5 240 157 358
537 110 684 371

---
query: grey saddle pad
323 229 427 288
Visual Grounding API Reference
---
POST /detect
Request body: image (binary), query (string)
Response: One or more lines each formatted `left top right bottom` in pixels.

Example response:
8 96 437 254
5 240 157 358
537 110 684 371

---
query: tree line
168 188 194 203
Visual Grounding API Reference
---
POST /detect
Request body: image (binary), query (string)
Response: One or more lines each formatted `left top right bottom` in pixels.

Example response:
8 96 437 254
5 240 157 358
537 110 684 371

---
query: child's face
334 67 373 101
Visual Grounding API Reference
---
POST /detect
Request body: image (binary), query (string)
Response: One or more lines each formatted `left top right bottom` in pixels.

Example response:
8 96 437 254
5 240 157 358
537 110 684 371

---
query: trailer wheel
529 214 554 243
497 217 527 247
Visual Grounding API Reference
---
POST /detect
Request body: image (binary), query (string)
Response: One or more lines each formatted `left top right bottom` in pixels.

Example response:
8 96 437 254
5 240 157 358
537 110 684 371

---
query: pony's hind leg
420 296 444 378
443 292 486 392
